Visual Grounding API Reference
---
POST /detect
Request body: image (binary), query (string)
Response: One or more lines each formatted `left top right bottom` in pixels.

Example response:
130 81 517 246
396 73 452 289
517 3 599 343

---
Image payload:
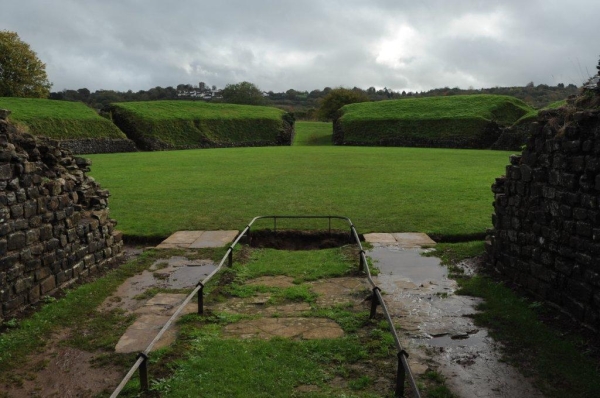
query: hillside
0 97 127 140
109 101 295 150
334 94 535 148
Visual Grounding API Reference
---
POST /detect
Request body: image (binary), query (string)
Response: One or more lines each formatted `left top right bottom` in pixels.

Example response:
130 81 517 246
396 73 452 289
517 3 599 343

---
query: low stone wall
0 111 124 321
59 138 137 155
490 125 530 151
487 99 600 330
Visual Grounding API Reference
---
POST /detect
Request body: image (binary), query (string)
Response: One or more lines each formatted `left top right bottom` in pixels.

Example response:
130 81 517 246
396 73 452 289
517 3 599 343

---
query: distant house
177 88 215 99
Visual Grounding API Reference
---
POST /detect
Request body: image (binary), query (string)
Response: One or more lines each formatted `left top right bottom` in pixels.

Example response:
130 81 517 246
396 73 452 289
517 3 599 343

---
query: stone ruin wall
0 111 124 321
487 85 600 331
59 138 137 155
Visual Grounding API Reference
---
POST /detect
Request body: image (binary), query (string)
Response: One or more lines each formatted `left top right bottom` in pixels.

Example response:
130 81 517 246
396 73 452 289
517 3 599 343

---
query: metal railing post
197 282 204 315
359 250 365 272
395 351 407 397
370 287 381 319
137 353 149 392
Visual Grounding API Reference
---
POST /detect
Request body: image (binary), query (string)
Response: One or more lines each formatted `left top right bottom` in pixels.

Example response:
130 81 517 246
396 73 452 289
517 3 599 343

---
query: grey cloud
1 0 598 92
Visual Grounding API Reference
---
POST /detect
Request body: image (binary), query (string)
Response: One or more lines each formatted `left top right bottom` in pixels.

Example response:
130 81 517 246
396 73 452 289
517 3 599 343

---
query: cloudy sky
2 0 598 93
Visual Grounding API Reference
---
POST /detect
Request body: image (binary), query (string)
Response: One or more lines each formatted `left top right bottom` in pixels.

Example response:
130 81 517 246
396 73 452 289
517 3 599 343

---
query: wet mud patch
1 330 123 398
247 229 354 250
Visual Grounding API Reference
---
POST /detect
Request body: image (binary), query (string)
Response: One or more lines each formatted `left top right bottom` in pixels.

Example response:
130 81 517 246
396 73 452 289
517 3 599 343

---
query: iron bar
370 287 381 319
138 353 149 392
395 351 406 397
197 282 204 315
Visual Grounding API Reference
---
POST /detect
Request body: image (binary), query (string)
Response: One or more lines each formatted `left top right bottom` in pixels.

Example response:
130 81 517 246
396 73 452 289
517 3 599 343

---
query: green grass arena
88 124 512 239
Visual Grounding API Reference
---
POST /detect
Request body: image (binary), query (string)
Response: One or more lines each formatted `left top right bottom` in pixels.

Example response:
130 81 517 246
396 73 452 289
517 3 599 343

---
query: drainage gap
247 229 356 250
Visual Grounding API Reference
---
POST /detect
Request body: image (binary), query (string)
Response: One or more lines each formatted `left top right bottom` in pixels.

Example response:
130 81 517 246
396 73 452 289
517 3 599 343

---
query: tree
221 81 265 105
0 30 51 98
317 87 369 120
597 55 600 73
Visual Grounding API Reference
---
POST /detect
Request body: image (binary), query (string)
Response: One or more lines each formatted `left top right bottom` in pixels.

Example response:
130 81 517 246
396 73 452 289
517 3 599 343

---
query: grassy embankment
109 100 293 149
293 121 332 146
0 97 126 139
336 94 534 146
514 99 569 125
87 142 512 239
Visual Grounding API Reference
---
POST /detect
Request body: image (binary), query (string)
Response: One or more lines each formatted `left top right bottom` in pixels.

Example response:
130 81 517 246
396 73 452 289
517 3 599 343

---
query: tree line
0 29 586 121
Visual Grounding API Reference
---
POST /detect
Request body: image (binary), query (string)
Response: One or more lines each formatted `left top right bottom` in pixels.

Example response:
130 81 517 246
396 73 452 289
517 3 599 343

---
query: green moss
0 97 126 139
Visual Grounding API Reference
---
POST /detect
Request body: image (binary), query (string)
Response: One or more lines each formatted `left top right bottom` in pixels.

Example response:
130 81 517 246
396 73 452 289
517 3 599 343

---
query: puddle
368 245 447 284
367 244 545 397
150 256 217 289
425 330 487 348
100 256 216 313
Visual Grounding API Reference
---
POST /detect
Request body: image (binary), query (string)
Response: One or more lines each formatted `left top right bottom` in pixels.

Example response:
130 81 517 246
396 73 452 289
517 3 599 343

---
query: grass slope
293 121 333 146
109 101 292 149
514 99 568 125
88 146 511 238
337 94 534 146
0 97 126 139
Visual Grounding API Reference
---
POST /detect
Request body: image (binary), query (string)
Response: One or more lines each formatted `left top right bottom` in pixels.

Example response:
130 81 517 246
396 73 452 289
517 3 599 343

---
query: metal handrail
111 216 421 398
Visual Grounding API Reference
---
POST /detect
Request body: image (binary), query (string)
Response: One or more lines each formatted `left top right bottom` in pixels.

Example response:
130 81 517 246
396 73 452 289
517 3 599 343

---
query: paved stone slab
392 233 436 247
246 276 296 288
222 317 344 340
364 233 396 244
309 277 370 308
115 293 197 353
115 314 175 353
157 230 239 249
189 230 239 248
210 295 310 316
156 231 205 248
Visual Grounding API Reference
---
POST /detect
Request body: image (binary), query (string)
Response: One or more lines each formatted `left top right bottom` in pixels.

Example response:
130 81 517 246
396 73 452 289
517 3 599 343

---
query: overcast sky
2 0 598 93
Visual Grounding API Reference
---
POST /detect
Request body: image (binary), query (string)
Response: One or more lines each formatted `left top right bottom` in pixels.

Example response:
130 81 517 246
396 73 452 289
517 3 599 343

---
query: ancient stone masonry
0 110 124 321
487 78 600 331
59 138 137 155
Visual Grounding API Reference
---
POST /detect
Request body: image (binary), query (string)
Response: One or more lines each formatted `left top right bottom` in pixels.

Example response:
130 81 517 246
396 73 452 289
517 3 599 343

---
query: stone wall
487 84 600 331
59 138 137 155
0 111 124 321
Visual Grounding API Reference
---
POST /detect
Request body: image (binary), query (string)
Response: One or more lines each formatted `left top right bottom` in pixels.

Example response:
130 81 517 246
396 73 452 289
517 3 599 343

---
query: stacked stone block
0 110 123 321
487 97 600 331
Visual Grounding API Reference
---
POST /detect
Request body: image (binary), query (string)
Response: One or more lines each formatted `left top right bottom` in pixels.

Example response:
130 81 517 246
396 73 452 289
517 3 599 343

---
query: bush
317 88 369 121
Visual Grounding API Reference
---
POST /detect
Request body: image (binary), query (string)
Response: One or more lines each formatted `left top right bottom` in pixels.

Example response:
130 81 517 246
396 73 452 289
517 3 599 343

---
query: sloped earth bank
367 242 545 397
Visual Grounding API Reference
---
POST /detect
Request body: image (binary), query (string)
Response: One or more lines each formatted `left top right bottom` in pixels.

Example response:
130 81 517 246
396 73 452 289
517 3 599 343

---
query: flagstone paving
222 317 344 340
156 230 238 249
